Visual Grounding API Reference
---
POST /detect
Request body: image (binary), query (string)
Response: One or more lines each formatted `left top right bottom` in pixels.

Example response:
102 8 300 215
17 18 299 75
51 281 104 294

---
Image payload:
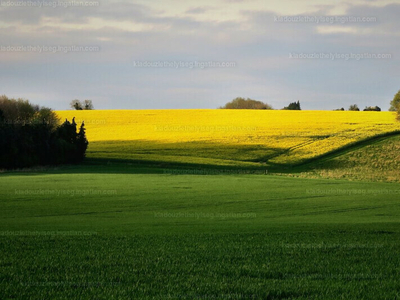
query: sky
0 0 399 110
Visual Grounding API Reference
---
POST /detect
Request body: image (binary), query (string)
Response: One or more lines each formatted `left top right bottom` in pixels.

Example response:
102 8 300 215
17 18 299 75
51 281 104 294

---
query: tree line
0 96 88 169
220 98 301 110
220 91 400 116
335 105 381 111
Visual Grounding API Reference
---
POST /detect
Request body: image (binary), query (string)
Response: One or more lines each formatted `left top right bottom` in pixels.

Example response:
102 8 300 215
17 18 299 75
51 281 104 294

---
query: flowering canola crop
56 110 400 166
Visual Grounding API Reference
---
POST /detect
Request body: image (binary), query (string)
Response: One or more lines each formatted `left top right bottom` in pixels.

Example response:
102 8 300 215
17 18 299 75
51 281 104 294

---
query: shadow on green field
2 131 400 179
88 139 287 165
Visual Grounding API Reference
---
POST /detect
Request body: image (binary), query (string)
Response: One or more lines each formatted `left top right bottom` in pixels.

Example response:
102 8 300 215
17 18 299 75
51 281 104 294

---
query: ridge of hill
287 133 400 183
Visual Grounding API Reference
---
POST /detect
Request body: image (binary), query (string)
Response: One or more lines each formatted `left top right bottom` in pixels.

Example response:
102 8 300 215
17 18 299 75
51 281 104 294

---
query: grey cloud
0 1 156 25
0 1 399 110
185 7 212 14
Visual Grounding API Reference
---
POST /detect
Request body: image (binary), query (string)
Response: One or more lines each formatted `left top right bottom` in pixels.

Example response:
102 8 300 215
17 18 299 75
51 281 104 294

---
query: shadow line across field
2 131 400 178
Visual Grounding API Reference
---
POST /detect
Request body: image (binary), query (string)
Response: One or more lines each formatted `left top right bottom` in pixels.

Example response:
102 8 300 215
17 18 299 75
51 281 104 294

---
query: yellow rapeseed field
56 110 400 166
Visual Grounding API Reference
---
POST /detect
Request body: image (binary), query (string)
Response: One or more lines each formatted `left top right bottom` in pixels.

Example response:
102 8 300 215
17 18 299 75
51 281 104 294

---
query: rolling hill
56 110 400 169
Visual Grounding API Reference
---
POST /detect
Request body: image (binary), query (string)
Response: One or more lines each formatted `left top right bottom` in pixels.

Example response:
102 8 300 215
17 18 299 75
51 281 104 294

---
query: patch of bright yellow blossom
56 110 400 166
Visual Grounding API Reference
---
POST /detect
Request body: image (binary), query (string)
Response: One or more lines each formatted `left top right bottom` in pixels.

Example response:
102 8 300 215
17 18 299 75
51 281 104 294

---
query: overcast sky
0 0 399 110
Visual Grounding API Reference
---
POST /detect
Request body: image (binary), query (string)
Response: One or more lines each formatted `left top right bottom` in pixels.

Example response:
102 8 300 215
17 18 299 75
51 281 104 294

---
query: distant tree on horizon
70 99 83 110
70 99 94 110
349 104 360 111
220 97 273 109
283 101 301 110
363 106 381 111
83 100 94 110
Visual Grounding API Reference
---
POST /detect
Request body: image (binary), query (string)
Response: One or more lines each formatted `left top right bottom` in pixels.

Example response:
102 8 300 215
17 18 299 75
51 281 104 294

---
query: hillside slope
56 110 400 168
290 134 400 183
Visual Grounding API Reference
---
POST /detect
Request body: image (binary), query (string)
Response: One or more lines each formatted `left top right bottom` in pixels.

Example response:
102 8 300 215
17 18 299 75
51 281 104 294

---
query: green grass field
1 161 400 299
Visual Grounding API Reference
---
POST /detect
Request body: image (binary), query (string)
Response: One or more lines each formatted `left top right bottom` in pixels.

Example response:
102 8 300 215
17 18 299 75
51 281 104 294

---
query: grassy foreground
1 232 399 299
1 164 400 299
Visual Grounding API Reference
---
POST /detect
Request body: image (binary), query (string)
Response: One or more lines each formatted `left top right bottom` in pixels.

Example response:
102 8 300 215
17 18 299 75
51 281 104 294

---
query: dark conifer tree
77 122 89 162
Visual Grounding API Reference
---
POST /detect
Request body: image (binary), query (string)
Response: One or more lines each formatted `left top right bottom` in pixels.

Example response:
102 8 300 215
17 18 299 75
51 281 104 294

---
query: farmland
3 0 400 298
1 109 400 299
56 110 400 167
1 165 400 299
